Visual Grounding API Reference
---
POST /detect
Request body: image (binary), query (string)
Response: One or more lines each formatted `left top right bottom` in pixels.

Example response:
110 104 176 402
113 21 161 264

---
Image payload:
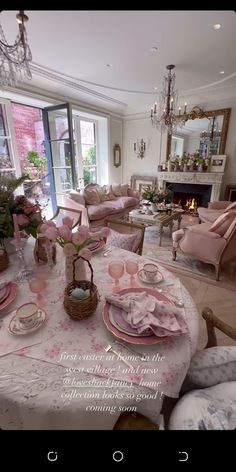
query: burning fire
186 198 198 212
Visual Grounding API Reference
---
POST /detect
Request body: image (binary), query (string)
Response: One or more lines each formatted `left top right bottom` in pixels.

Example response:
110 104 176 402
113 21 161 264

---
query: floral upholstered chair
168 307 236 430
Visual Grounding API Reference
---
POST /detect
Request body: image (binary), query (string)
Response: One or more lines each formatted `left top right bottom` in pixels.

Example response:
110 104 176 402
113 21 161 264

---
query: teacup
17 302 39 328
143 263 158 281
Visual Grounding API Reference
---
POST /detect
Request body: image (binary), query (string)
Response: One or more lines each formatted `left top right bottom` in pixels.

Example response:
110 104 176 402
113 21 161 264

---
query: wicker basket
64 255 98 320
0 248 9 272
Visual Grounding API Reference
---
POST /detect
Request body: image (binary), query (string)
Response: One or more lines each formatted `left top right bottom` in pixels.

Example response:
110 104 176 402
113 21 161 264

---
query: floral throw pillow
106 228 141 253
186 346 236 388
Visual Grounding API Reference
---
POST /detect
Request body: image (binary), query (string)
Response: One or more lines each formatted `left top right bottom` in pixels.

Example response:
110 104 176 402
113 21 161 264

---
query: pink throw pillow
83 188 100 205
225 201 236 212
112 183 122 197
120 184 129 196
209 210 236 236
106 228 141 252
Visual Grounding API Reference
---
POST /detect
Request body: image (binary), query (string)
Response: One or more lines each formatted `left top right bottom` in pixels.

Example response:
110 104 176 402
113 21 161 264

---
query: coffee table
129 208 184 246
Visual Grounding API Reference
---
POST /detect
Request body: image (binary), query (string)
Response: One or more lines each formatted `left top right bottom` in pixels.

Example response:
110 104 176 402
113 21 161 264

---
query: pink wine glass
108 260 125 291
126 259 139 286
28 276 47 307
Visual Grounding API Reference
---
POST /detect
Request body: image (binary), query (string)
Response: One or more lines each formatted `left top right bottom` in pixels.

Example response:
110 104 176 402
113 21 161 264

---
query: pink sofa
60 183 140 230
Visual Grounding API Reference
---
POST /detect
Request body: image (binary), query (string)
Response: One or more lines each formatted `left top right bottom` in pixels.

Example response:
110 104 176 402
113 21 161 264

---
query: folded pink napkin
105 292 188 337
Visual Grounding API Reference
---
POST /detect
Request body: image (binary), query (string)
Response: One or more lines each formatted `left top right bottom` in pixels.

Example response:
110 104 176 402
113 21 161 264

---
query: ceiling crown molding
30 63 128 108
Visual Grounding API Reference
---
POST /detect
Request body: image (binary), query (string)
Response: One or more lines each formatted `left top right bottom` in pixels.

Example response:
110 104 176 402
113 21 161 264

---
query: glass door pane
42 103 76 213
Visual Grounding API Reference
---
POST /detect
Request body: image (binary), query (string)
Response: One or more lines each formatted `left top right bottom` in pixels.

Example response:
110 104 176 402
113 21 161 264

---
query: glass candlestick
14 239 34 283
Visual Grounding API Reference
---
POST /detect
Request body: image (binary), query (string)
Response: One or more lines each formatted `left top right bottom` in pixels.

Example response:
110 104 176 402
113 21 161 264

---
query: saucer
138 269 163 284
8 308 47 336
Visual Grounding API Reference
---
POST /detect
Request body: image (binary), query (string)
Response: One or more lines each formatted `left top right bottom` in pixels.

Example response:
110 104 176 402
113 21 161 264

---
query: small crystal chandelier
200 116 221 142
150 64 186 135
0 10 32 88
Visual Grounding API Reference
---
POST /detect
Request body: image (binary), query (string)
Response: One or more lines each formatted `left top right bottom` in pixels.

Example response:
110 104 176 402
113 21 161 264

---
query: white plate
8 308 47 336
138 269 163 284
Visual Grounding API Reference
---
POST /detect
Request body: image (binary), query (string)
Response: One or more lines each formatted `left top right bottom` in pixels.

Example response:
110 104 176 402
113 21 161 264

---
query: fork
114 340 148 361
103 344 134 369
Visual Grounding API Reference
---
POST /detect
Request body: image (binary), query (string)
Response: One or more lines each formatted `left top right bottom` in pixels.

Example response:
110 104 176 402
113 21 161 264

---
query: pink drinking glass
108 260 125 291
125 259 139 286
28 276 47 307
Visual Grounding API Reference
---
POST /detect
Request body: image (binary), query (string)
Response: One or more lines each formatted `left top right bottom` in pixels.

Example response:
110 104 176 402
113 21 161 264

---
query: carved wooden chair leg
172 248 177 261
202 306 236 348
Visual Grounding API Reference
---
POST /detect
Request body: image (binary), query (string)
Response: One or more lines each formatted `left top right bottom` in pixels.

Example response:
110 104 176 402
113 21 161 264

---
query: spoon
157 289 184 307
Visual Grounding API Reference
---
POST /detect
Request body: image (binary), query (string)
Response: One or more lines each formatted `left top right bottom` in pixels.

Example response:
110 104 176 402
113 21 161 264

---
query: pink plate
89 240 105 254
103 287 171 345
0 283 17 313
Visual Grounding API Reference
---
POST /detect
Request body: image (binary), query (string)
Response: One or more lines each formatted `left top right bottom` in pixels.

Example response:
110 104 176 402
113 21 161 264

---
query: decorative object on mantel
134 139 146 159
210 155 227 173
64 255 98 321
0 247 9 272
113 144 121 167
169 152 211 172
150 64 187 134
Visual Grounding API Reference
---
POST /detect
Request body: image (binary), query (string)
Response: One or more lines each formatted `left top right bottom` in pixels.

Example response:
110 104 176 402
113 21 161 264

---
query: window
80 119 97 186
0 103 15 175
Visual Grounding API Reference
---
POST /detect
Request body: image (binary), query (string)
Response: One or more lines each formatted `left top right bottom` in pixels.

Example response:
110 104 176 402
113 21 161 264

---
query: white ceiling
1 10 236 114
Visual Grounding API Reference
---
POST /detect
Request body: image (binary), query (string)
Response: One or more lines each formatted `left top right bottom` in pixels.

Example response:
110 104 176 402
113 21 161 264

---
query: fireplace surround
157 171 224 207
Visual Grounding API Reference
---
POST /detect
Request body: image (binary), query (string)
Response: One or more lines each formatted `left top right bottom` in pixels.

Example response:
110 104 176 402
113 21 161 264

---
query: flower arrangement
142 185 168 203
39 217 110 260
0 173 43 244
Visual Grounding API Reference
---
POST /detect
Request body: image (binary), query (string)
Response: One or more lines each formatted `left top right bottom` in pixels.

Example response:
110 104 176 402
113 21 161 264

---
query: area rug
142 215 236 292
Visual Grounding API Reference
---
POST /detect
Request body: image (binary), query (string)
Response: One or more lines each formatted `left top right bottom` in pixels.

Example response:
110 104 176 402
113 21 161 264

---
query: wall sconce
134 138 146 159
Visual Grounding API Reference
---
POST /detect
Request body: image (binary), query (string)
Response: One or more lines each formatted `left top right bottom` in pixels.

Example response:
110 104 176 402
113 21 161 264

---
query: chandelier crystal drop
0 10 32 88
150 64 185 135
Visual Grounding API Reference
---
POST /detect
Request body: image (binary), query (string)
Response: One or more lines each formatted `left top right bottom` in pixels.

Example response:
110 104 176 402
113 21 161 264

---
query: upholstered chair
168 308 236 430
198 200 233 224
172 213 236 280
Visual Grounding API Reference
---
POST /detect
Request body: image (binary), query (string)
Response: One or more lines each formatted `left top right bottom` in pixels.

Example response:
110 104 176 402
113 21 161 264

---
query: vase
65 253 87 284
198 164 203 172
183 164 188 172
150 202 157 213
34 236 56 264
189 164 194 172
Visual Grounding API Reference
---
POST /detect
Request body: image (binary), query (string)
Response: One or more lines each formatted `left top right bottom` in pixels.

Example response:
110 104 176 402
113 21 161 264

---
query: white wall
122 116 167 185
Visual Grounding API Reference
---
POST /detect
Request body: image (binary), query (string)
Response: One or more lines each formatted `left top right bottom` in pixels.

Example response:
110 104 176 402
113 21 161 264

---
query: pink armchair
172 217 236 280
198 201 231 224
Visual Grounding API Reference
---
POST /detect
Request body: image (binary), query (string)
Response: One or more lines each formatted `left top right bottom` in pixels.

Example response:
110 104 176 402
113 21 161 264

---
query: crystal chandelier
150 64 186 135
0 10 32 88
200 116 221 142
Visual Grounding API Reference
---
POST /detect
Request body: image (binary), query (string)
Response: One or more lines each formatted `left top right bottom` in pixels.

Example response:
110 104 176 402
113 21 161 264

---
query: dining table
0 238 199 429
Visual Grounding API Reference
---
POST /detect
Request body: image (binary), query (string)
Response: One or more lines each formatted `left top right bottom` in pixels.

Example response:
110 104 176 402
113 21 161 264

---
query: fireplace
166 182 212 209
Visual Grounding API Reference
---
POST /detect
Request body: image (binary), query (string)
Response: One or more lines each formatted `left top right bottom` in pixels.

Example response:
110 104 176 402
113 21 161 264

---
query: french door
42 103 76 213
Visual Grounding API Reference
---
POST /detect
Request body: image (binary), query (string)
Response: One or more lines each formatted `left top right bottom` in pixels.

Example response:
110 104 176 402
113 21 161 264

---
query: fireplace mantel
157 172 224 202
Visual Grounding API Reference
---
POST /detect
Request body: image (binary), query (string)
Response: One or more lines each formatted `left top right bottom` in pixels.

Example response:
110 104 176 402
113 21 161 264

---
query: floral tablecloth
0 239 199 429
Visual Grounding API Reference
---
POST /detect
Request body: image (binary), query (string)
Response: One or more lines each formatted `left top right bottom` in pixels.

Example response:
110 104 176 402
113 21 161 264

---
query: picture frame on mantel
113 144 121 167
210 155 227 173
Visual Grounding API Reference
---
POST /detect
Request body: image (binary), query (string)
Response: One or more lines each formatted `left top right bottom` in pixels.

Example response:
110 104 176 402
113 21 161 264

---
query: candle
178 106 181 115
13 213 21 244
184 102 187 114
154 102 157 113
134 143 136 152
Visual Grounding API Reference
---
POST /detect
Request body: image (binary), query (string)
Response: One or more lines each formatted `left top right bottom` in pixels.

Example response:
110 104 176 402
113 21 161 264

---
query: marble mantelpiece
157 172 224 202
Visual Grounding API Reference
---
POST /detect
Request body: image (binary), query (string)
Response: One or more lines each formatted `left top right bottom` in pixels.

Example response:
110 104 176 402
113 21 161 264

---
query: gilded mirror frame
166 107 231 160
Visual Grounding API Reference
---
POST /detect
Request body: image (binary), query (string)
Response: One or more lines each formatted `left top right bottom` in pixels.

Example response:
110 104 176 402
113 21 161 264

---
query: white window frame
73 115 98 188
0 98 21 177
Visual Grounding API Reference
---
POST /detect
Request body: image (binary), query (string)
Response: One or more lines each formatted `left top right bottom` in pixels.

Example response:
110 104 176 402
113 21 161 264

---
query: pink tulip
24 204 35 215
39 223 49 234
62 216 73 229
79 247 92 261
16 214 30 226
58 225 72 241
46 221 57 228
72 231 83 245
44 227 59 241
101 227 110 238
77 225 89 242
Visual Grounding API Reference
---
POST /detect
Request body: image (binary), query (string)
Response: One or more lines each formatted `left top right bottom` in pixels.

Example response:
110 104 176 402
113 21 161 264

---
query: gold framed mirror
113 144 121 167
166 107 231 160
